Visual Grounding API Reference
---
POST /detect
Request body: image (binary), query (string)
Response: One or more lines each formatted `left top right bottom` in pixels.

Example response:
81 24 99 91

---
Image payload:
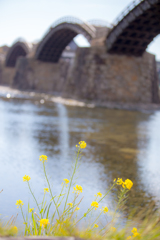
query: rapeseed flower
16 199 24 208
39 155 48 163
124 179 133 190
131 228 140 238
133 232 141 237
63 178 69 184
29 208 34 212
117 178 124 186
116 178 133 190
44 187 49 193
101 206 108 213
95 192 102 197
91 201 99 210
67 203 73 208
39 219 49 227
73 185 83 194
23 175 31 182
94 224 99 228
76 141 87 149
75 207 80 211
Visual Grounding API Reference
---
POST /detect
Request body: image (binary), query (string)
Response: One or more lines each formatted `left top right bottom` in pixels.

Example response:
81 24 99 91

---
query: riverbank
0 85 160 112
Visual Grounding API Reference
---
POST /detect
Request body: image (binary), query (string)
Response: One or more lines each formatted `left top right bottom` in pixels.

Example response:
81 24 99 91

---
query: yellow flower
76 141 87 148
131 228 137 234
23 175 31 182
29 208 34 212
94 224 99 228
63 179 69 184
11 226 18 234
67 203 73 208
117 178 124 186
97 192 102 197
101 206 108 213
133 232 141 238
124 179 133 190
44 188 49 193
39 219 49 227
73 185 83 194
114 178 116 182
131 228 140 238
79 141 87 148
127 236 132 240
39 155 48 163
75 207 80 211
16 200 24 208
91 201 99 209
111 227 116 232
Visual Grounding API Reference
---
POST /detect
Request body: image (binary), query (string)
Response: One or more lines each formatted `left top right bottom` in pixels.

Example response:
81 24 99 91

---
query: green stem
41 193 46 218
27 182 41 217
63 147 81 213
20 206 27 235
90 211 103 228
76 183 116 225
43 162 60 218
98 183 116 204
75 207 94 225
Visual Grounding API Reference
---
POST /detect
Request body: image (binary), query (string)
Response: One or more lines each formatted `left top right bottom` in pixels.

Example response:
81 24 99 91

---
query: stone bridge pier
12 46 159 104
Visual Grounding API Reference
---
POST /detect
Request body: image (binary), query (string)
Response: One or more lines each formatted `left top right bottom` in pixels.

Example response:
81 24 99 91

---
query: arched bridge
35 16 97 63
5 40 30 67
107 0 160 56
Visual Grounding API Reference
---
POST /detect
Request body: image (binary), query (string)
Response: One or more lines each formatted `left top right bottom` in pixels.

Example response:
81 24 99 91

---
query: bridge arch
5 40 29 67
107 0 160 56
35 16 96 63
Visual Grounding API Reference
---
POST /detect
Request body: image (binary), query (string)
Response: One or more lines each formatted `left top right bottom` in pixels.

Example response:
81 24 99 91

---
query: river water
0 87 160 227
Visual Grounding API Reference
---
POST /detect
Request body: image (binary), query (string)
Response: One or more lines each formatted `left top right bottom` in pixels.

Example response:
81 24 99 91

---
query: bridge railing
112 0 144 26
49 16 96 38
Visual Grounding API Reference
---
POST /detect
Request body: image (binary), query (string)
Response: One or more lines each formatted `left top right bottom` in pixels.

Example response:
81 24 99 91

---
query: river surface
0 87 160 227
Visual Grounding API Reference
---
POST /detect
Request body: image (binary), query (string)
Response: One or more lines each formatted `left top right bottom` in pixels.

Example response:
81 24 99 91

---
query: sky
0 0 160 60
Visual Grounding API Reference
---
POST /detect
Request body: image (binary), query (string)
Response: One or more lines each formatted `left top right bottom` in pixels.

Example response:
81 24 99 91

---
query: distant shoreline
0 85 160 112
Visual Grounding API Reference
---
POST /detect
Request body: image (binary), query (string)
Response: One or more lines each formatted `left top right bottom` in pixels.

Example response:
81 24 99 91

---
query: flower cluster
91 201 99 210
23 175 31 182
39 155 48 163
29 208 34 212
73 185 83 194
94 224 99 228
63 178 69 184
44 187 49 193
16 199 24 208
39 219 49 227
101 206 108 213
76 141 87 149
127 227 141 239
67 203 73 208
115 178 133 190
95 192 102 197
